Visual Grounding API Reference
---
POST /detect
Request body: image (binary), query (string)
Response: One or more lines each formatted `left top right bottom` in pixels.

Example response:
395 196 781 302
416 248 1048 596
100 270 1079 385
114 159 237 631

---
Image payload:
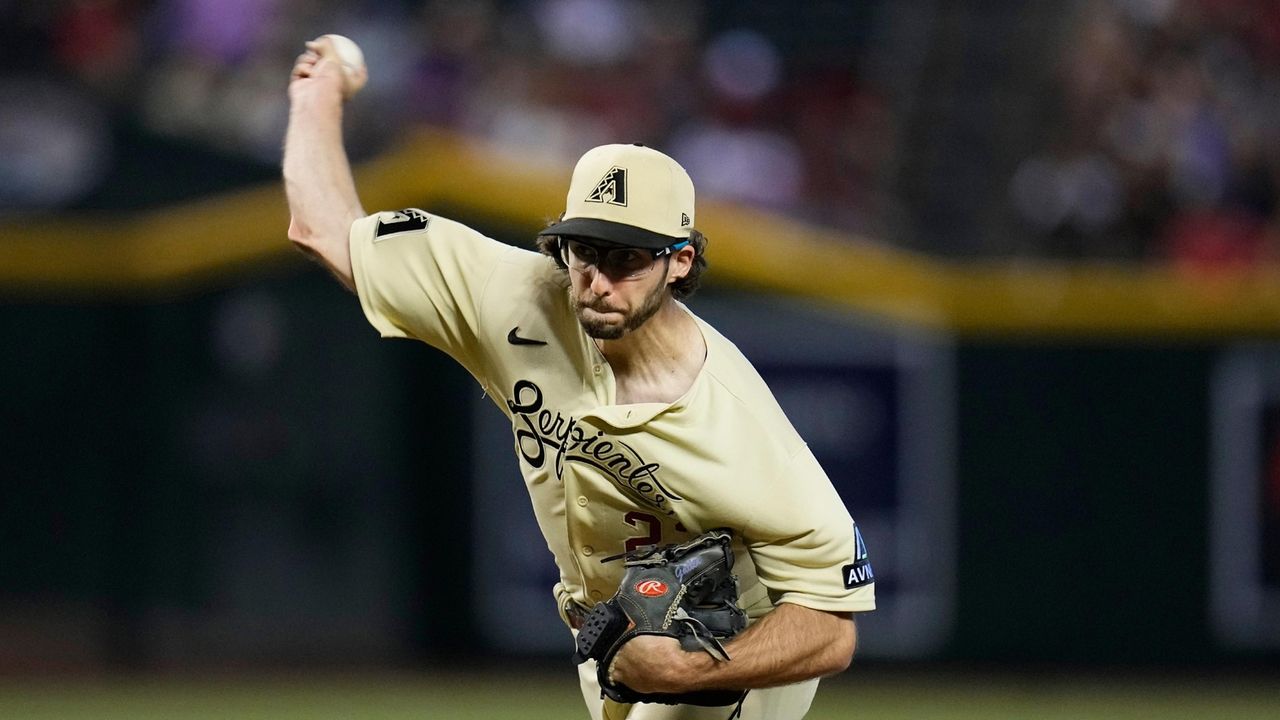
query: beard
572 276 669 340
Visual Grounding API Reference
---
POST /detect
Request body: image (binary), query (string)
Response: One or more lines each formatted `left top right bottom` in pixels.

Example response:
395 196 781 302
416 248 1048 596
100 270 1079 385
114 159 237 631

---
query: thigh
732 680 819 720
576 658 608 720
631 681 820 720
576 658 820 720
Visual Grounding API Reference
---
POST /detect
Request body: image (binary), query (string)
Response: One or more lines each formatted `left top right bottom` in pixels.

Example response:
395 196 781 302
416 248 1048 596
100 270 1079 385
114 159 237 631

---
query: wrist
666 646 717 693
289 76 346 112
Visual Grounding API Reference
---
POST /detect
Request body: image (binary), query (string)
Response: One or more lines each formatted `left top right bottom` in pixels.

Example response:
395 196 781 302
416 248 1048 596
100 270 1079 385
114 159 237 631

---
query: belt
564 600 591 630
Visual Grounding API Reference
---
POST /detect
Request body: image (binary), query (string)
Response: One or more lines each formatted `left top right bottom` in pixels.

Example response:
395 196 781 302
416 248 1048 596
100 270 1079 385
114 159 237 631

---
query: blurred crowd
1008 0 1280 266
0 0 899 240
3 0 1279 264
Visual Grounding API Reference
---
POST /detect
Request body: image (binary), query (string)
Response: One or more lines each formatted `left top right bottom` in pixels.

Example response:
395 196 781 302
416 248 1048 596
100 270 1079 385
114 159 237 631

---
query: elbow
287 220 344 267
823 615 857 676
288 214 359 259
828 645 854 676
288 217 321 253
286 216 357 292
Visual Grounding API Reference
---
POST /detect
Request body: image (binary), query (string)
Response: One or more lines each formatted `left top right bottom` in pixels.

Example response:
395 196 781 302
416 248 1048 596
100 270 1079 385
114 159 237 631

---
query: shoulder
483 238 569 303
689 312 805 452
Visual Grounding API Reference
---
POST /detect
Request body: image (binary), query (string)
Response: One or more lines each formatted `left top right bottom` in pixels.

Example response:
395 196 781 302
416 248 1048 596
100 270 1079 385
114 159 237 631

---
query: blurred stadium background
3 0 1280 717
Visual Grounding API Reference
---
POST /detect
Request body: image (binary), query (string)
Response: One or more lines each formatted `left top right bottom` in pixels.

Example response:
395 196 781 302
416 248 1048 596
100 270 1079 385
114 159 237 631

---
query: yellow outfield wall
3 127 1279 337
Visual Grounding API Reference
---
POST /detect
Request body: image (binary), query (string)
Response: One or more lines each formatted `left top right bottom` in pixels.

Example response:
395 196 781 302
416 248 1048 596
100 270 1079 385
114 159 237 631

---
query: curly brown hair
535 228 709 301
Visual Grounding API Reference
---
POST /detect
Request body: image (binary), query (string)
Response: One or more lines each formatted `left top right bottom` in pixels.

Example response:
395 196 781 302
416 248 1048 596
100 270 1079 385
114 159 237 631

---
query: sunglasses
560 238 691 280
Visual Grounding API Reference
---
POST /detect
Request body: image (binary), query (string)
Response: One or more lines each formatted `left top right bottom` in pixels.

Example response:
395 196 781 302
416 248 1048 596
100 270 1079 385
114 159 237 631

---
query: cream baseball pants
576 657 820 720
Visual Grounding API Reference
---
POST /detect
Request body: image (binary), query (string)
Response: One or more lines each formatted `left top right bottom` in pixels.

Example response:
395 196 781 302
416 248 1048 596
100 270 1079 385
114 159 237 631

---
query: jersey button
589 590 603 601
582 545 594 557
576 496 589 507
592 365 602 375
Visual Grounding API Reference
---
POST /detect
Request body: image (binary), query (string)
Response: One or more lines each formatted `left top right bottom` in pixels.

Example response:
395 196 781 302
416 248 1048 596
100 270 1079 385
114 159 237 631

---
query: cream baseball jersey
349 209 875 619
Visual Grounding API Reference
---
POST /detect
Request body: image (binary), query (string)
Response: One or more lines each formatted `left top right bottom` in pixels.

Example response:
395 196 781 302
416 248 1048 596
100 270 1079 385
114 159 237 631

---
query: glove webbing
672 608 731 662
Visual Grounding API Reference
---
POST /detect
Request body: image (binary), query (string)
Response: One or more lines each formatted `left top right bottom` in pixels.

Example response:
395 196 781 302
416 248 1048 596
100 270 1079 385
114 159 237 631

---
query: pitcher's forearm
283 53 363 287
686 604 855 690
610 603 856 693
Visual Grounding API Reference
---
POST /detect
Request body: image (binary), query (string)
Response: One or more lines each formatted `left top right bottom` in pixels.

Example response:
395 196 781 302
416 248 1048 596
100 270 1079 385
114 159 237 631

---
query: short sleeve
742 447 876 613
349 209 512 371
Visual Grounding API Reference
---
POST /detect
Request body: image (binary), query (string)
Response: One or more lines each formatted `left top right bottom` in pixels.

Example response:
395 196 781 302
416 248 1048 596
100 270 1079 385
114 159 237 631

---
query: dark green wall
954 343 1216 663
0 269 476 666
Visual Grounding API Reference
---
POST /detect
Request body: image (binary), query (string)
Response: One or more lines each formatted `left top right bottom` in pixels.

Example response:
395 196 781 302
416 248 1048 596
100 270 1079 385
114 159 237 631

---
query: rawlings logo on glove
572 529 748 708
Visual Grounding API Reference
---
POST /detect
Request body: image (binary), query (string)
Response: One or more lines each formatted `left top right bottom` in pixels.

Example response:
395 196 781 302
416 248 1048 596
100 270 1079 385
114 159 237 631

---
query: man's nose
589 265 615 295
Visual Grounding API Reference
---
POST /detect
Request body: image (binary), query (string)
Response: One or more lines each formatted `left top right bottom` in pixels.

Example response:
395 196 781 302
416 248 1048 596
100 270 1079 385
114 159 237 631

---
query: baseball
321 34 367 99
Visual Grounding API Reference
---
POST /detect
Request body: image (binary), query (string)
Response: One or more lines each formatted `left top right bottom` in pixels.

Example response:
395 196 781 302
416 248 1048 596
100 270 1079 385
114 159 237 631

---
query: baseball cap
538 143 695 249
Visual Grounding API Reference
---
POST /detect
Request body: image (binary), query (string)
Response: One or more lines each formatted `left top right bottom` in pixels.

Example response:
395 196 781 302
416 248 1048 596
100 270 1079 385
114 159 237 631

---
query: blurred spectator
24 0 1279 265
0 0 908 244
49 0 144 102
0 79 112 210
1008 0 1280 266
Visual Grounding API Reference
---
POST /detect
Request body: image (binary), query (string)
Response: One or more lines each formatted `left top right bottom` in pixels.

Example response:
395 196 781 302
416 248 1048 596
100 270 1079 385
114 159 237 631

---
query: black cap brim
537 217 684 249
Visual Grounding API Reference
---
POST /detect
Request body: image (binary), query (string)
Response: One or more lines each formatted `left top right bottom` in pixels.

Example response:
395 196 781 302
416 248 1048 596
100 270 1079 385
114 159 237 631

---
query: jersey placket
564 353 617 604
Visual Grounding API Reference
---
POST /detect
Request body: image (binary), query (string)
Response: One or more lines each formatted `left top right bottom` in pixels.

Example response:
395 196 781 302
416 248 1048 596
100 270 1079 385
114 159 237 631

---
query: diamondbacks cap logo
586 166 627 206
635 579 668 597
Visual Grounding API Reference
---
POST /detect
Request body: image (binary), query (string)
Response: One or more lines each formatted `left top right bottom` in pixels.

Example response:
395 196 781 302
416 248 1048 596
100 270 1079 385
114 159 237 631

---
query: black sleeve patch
842 559 875 589
374 209 430 240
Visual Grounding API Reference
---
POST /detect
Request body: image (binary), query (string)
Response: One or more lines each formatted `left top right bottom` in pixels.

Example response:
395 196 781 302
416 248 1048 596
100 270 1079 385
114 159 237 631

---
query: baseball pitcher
284 36 875 720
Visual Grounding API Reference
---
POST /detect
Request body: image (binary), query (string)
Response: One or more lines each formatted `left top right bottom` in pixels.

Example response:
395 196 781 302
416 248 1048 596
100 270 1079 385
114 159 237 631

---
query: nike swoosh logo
507 327 547 346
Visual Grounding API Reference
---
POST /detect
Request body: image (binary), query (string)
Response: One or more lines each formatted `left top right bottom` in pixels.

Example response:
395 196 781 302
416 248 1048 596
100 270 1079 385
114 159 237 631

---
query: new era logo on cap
537 143 695 250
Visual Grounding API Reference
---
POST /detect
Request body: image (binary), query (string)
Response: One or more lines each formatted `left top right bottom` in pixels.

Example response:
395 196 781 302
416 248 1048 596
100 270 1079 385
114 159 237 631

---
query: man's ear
667 245 695 284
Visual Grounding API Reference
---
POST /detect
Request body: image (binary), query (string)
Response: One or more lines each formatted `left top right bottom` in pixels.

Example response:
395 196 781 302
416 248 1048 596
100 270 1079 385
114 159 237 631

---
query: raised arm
608 602 857 693
283 37 366 291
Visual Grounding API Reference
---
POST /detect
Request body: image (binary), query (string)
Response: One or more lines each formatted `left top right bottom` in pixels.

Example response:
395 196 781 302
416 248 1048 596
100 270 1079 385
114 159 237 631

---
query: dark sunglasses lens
566 241 598 265
609 249 653 276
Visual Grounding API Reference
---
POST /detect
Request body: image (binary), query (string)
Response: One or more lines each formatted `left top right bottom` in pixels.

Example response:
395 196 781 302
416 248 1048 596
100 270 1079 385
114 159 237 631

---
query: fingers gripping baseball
290 35 367 100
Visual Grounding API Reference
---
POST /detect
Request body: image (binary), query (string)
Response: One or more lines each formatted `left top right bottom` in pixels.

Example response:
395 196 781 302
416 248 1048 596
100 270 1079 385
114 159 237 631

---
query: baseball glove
573 528 748 707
